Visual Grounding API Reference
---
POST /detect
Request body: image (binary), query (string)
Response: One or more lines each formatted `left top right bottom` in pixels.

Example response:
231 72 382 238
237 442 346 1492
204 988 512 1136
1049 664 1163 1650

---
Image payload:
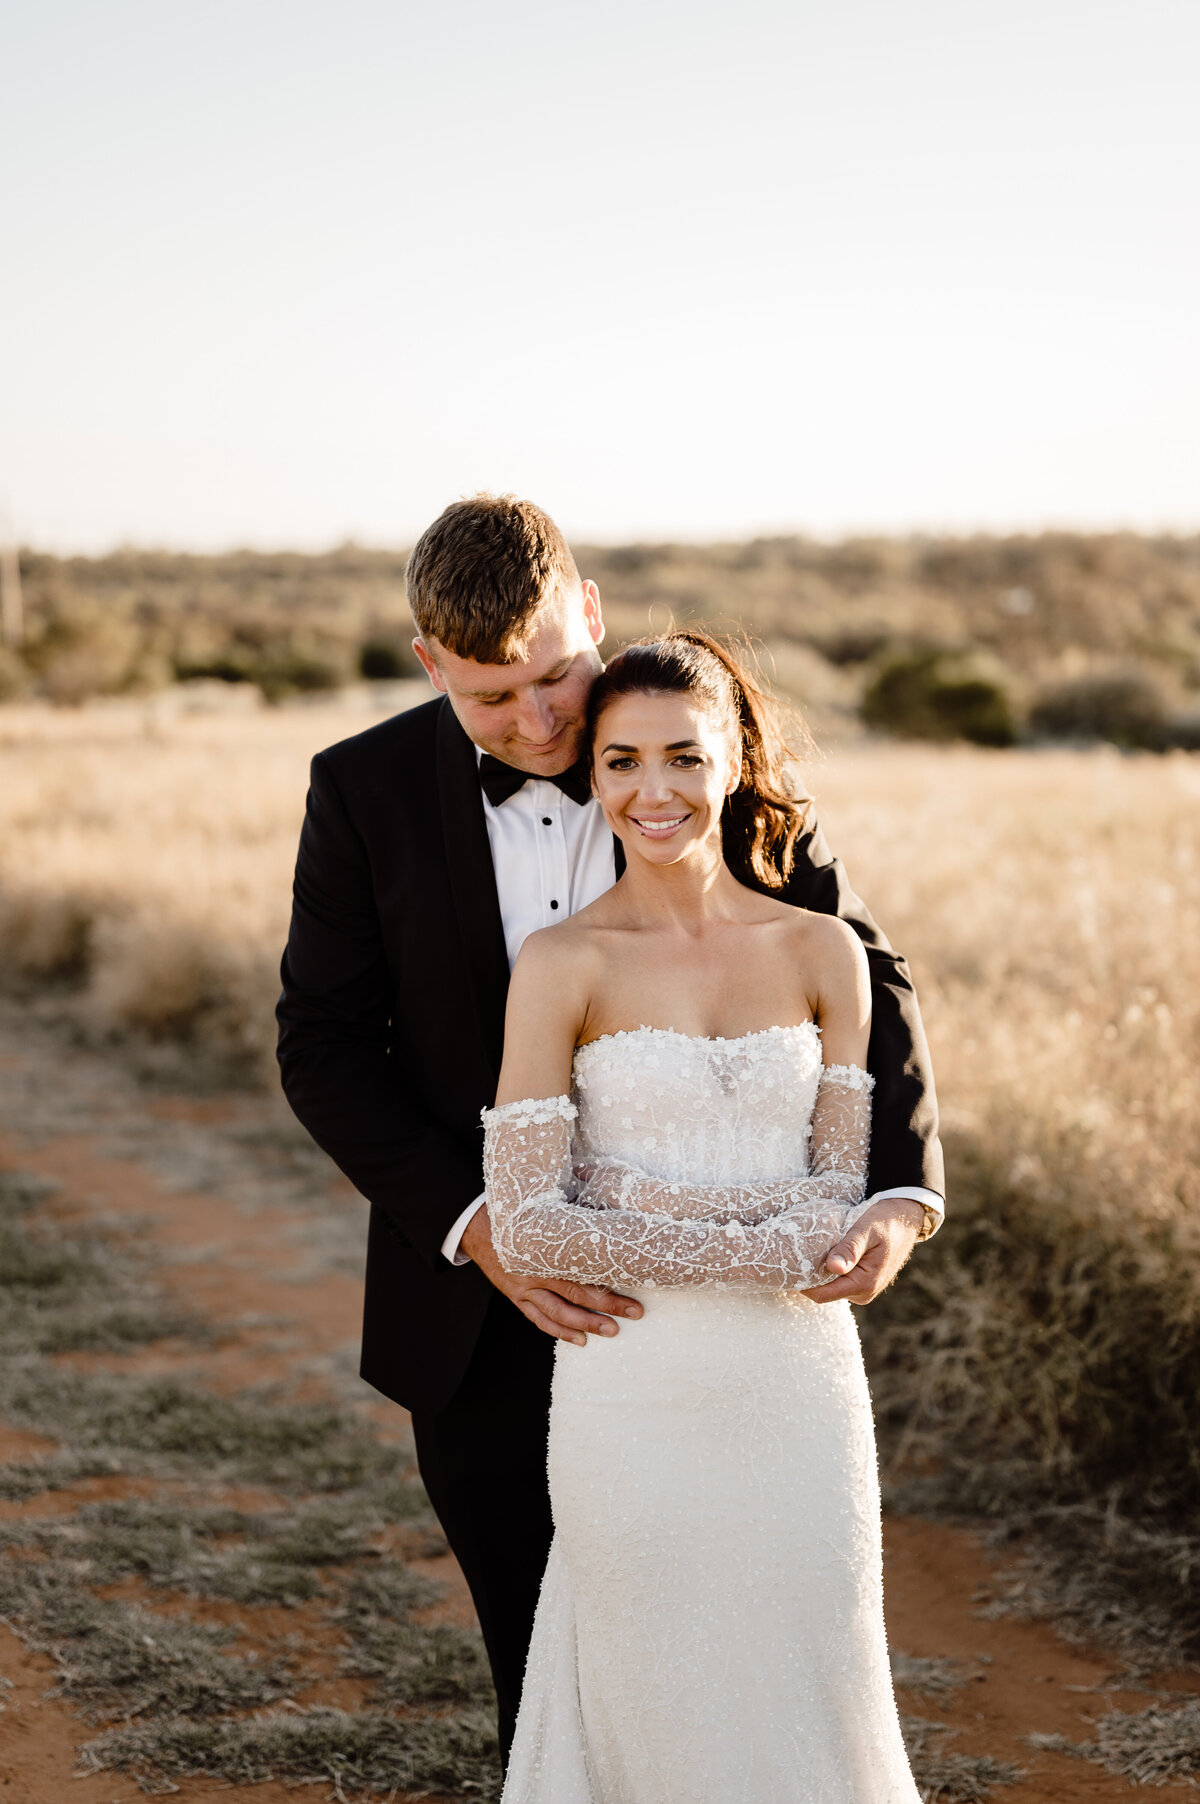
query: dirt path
1 1010 1194 1802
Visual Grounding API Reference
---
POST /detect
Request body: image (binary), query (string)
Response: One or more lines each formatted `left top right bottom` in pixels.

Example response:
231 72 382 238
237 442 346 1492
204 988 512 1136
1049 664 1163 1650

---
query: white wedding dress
482 1022 920 1804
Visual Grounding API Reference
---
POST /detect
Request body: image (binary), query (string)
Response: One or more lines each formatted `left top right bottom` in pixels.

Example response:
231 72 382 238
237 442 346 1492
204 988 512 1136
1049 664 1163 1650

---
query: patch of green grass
0 1172 202 1355
2 1496 385 1607
1029 1697 1200 1786
975 1505 1200 1673
1 1484 497 1791
0 1452 129 1500
0 1556 292 1721
335 1566 493 1708
79 1706 501 1799
891 1652 981 1699
0 1366 415 1492
1 1156 499 1799
902 1716 1024 1803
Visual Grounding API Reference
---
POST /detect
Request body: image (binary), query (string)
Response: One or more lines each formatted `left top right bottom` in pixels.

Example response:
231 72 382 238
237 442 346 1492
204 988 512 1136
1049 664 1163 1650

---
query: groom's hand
802 1198 926 1306
460 1207 643 1346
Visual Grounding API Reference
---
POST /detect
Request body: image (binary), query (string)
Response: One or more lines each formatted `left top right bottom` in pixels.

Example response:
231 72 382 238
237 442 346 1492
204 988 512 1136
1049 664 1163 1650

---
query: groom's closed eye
468 664 573 704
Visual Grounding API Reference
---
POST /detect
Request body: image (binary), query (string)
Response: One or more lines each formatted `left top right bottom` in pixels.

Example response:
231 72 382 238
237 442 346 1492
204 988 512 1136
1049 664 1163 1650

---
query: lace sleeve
482 1068 874 1292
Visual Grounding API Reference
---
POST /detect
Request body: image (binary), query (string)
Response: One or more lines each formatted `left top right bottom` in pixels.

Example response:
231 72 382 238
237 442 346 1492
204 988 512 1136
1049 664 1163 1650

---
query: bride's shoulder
782 908 869 976
512 914 606 987
504 919 604 1053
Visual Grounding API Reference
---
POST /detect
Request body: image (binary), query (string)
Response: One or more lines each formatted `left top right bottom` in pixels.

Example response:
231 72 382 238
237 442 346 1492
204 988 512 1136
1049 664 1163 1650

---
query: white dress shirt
441 761 942 1264
440 761 617 1263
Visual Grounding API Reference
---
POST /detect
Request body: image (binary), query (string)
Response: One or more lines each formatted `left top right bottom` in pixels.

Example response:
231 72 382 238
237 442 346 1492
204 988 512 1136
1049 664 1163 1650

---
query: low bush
1029 669 1168 749
176 641 349 701
860 1119 1200 1666
861 651 1017 746
863 1122 1200 1518
359 634 421 680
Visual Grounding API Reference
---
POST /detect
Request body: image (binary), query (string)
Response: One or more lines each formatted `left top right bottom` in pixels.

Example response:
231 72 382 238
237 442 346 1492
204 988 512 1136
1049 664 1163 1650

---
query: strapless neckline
574 1020 820 1062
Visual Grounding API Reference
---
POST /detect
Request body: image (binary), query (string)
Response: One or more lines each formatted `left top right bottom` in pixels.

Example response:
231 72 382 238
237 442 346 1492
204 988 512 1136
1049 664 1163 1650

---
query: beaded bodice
572 1022 824 1187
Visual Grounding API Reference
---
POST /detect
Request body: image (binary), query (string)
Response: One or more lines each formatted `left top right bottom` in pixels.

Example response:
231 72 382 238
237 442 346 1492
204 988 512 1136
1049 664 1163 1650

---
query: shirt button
542 817 552 826
550 900 559 910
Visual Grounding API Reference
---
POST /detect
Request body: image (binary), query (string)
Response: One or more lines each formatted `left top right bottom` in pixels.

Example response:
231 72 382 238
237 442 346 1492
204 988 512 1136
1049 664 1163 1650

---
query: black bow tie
479 752 593 809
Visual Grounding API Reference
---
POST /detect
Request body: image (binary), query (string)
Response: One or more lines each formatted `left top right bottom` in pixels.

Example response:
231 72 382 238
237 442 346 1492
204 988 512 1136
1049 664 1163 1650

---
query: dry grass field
1 699 1199 1796
3 699 1196 1207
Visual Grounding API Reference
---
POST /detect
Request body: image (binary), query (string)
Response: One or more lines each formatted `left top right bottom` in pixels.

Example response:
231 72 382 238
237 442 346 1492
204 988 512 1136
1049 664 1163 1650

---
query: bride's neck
616 836 747 931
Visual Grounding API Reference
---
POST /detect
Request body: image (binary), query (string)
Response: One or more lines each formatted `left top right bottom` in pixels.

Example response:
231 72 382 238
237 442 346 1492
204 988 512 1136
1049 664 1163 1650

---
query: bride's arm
483 1069 873 1291
492 923 596 1111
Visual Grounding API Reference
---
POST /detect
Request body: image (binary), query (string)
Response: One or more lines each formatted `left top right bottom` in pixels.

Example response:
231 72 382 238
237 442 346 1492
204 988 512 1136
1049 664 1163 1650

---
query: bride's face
591 690 739 866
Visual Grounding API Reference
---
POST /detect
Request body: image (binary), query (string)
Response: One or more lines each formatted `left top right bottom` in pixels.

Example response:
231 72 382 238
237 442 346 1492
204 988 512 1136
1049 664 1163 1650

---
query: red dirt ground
1 1022 1195 1801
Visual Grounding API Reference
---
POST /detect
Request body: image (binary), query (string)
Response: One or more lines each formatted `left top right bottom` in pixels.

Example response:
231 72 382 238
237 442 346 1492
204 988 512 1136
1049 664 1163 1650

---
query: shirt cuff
441 1194 486 1266
864 1185 944 1238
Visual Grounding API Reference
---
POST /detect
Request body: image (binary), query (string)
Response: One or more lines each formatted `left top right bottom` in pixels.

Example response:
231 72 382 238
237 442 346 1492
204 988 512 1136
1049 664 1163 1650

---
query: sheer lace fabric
490 1024 919 1804
482 1030 874 1291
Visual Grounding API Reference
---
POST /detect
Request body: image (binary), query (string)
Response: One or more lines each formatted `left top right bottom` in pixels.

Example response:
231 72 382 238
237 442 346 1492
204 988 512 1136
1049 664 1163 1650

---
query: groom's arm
785 807 943 1203
276 752 482 1268
784 806 944 1304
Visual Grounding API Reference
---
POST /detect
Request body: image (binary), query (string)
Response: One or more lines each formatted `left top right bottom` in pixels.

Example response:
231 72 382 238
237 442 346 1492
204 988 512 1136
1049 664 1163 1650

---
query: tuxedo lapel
435 699 511 1082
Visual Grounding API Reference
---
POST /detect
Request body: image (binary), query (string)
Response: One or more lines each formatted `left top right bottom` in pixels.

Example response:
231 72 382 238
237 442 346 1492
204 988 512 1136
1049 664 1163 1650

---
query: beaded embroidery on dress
483 1022 921 1804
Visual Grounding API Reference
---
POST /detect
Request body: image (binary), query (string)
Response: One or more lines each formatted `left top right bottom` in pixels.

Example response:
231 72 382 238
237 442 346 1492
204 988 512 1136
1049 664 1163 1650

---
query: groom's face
413 581 606 774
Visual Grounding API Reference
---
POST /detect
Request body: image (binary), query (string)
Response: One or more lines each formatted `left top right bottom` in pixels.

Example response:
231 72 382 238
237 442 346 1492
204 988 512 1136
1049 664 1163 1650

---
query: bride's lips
629 813 690 839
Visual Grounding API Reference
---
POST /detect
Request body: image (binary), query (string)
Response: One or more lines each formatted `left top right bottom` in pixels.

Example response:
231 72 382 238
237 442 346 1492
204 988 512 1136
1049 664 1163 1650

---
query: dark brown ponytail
587 629 812 890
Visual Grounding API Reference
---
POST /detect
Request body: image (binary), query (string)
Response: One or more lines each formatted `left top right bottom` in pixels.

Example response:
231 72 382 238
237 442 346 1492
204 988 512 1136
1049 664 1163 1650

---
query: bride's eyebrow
600 739 703 755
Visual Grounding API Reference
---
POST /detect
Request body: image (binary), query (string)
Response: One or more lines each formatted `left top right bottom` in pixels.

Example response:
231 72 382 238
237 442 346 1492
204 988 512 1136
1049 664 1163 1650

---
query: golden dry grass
0 696 414 1078
810 741 1200 1232
2 700 1196 1201
807 745 1200 1627
2 699 1198 1655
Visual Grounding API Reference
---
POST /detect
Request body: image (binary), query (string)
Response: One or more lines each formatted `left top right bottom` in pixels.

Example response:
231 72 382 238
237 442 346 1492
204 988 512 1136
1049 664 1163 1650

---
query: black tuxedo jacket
276 695 944 1415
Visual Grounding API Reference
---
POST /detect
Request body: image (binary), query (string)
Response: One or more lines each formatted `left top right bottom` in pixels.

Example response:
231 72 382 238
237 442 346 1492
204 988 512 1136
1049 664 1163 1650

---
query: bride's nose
636 763 675 804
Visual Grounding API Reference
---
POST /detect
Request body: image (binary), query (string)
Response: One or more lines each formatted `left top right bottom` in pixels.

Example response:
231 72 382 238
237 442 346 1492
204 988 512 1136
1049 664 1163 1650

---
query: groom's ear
412 637 447 692
582 580 605 648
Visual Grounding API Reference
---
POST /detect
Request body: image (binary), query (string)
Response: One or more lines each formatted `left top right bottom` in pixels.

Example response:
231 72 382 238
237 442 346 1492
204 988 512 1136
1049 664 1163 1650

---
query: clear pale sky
2 0 1198 550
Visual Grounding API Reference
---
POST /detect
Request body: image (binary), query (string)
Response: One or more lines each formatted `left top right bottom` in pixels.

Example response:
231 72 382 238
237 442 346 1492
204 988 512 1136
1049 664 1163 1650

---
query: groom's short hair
406 494 580 665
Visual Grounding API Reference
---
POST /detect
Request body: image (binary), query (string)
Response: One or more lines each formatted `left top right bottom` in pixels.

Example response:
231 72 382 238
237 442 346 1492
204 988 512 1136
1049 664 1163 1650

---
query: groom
276 494 944 1759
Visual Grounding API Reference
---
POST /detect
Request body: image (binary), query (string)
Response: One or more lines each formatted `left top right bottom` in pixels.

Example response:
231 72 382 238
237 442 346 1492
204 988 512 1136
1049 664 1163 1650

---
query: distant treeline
4 532 1200 746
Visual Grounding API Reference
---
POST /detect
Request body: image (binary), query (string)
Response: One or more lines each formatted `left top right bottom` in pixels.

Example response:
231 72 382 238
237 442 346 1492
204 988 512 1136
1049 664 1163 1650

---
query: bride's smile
591 691 738 864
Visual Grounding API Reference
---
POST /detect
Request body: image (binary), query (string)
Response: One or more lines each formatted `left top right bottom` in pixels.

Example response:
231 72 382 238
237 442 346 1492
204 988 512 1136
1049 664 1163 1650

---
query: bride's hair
587 629 812 891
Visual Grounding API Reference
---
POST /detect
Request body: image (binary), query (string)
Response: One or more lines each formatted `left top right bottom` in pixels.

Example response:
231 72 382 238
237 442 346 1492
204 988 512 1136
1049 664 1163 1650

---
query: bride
482 629 923 1803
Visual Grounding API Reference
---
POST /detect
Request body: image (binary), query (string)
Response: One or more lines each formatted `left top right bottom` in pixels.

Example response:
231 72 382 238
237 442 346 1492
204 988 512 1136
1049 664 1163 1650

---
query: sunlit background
2 5 1200 1795
2 0 1198 550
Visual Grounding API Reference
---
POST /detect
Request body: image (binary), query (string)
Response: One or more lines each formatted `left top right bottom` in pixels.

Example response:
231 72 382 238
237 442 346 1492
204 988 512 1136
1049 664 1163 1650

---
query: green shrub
1029 670 1167 749
359 635 420 680
1163 710 1200 751
861 651 1017 746
811 626 894 667
174 637 352 700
